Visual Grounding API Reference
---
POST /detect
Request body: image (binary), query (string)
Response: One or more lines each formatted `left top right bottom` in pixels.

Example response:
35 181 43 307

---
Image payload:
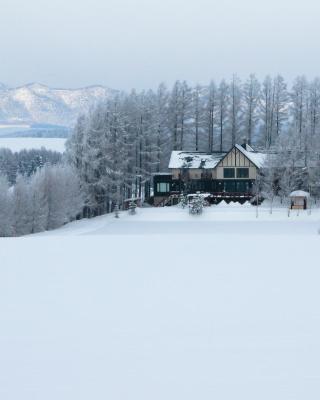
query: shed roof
289 190 310 198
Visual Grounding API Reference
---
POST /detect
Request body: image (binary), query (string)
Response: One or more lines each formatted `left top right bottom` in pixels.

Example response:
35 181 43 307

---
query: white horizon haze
1 0 320 90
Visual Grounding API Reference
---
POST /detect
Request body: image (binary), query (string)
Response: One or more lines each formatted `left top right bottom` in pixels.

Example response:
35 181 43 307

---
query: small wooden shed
289 190 310 210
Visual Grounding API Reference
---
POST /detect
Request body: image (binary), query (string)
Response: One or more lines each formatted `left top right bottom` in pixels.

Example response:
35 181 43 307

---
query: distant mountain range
0 83 115 127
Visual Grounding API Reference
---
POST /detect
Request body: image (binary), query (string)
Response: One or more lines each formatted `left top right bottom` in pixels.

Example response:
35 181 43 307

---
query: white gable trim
216 145 258 169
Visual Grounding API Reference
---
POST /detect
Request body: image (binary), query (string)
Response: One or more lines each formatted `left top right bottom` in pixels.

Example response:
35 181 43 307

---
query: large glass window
191 181 204 191
236 181 250 193
237 168 249 178
223 168 235 178
157 182 170 193
224 181 236 192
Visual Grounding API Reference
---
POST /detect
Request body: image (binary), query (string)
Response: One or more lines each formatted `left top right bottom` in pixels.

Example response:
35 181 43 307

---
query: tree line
66 75 320 214
0 147 62 184
1 74 320 236
0 163 83 236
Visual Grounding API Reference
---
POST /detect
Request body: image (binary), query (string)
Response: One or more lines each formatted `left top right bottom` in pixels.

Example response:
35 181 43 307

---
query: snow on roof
168 151 226 169
289 190 310 198
169 145 268 170
235 144 267 168
243 143 255 152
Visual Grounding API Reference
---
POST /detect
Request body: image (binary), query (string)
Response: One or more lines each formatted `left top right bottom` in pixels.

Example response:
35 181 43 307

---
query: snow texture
290 190 310 197
1 204 320 400
168 150 226 169
234 144 267 168
168 146 267 170
0 83 114 126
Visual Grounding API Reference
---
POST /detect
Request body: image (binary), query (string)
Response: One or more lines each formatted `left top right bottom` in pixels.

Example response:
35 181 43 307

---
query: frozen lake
0 137 66 152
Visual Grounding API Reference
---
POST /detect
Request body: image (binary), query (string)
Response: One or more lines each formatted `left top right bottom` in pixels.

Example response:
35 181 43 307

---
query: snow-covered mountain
0 83 114 126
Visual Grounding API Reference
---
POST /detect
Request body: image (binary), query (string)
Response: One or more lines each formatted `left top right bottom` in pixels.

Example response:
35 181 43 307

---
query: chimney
241 137 247 150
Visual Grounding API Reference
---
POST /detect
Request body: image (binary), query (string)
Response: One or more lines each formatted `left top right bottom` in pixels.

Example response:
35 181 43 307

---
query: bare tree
217 80 229 151
243 74 261 145
205 80 217 152
273 75 288 139
229 74 242 146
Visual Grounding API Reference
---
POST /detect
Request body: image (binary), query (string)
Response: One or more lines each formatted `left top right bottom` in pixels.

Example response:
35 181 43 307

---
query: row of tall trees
0 164 83 236
67 75 320 214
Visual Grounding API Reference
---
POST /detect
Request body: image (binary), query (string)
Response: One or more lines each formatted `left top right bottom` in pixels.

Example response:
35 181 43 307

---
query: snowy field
1 203 320 400
0 137 66 152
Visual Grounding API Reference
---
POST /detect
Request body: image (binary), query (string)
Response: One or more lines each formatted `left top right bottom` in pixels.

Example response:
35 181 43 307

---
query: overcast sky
0 0 319 90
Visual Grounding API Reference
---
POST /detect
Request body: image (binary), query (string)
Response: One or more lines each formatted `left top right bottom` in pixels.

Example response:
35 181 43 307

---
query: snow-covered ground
0 137 66 152
1 203 320 400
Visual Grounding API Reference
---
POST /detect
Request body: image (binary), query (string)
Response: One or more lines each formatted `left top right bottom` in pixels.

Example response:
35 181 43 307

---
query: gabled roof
168 151 226 169
234 144 267 169
168 144 267 170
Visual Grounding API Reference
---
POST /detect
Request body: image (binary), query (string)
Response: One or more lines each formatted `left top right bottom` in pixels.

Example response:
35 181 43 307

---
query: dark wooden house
153 144 267 205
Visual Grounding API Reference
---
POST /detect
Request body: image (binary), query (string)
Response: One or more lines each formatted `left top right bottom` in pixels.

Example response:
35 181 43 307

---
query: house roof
234 144 267 169
168 144 267 170
168 151 226 169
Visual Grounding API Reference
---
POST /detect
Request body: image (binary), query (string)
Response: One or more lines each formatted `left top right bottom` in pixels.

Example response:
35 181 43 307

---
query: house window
223 168 235 178
157 182 170 193
237 168 249 178
236 181 250 193
224 181 236 192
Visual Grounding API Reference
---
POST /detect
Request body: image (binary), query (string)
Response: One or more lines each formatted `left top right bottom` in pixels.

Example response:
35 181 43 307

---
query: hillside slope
0 83 114 126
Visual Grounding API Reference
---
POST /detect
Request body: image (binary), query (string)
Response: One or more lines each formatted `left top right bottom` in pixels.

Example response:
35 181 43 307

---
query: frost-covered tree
12 175 33 236
191 84 205 151
229 75 242 146
168 81 181 151
217 80 229 151
243 74 261 145
29 168 49 233
273 75 288 139
0 147 62 185
205 80 218 152
0 175 13 236
153 83 170 172
179 81 193 150
291 76 309 160
261 75 274 148
260 154 280 213
308 78 320 138
276 135 305 202
167 81 193 151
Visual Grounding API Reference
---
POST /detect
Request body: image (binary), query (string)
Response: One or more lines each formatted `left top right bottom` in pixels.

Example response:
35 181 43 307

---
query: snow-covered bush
189 195 204 215
179 194 188 208
128 200 137 215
